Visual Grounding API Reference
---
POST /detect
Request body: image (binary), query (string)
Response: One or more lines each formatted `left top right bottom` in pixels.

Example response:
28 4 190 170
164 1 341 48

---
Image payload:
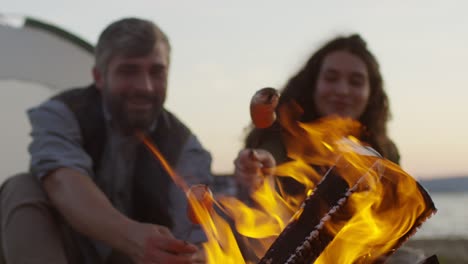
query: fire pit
258 154 435 264
139 88 437 263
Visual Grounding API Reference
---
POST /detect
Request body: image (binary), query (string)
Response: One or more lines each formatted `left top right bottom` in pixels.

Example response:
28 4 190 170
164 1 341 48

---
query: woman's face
314 50 371 119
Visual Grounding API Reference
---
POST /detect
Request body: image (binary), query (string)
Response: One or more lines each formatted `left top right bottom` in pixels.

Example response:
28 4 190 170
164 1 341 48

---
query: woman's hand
234 148 276 194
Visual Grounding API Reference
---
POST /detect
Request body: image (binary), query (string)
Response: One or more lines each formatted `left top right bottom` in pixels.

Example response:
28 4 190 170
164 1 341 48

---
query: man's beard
102 87 164 134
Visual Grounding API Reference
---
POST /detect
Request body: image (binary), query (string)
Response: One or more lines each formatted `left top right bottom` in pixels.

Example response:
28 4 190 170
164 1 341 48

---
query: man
0 17 213 264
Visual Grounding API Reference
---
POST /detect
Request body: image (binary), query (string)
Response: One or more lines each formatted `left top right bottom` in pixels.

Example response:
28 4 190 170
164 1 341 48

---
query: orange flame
137 102 435 263
136 131 188 192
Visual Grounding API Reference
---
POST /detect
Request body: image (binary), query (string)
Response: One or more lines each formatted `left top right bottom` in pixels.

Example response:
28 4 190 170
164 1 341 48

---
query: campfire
138 88 436 264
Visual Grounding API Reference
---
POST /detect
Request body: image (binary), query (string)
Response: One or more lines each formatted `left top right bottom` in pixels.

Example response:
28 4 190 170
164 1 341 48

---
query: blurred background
1 1 467 262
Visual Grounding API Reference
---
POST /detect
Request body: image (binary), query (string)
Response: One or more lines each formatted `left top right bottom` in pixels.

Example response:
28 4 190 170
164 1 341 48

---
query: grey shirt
27 99 213 259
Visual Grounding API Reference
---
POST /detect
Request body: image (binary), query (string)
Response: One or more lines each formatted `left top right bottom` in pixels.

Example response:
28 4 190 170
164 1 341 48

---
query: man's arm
28 100 197 263
43 166 198 263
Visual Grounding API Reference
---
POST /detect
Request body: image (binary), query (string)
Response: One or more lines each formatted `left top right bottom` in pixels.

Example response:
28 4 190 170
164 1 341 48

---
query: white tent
0 14 94 181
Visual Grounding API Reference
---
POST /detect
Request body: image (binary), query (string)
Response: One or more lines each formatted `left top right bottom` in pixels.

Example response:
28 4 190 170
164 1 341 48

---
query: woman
237 34 400 197
233 34 429 263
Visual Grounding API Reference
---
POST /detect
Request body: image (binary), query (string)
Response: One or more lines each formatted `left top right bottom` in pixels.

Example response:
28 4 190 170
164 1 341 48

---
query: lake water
412 192 468 239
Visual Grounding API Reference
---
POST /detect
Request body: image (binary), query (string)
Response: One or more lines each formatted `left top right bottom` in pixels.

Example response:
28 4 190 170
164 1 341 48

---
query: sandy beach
404 238 468 264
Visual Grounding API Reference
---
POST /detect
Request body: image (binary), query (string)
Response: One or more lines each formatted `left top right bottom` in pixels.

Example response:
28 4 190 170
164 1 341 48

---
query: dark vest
52 85 191 229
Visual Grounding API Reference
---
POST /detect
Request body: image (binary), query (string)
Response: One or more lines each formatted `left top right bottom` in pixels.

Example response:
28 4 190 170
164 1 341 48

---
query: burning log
258 165 350 264
258 156 436 264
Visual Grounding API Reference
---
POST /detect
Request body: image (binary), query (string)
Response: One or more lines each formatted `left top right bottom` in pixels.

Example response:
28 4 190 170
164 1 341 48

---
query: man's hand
234 148 276 194
190 244 206 264
126 221 200 264
42 168 202 264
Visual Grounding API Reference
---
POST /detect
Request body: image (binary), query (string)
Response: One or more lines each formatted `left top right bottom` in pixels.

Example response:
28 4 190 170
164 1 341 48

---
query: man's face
95 42 169 133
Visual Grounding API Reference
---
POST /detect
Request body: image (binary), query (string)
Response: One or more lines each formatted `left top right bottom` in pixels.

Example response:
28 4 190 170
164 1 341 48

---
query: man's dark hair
95 17 171 73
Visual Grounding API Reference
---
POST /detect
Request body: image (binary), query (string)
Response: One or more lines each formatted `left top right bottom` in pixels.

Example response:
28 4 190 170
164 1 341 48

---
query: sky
1 0 468 180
